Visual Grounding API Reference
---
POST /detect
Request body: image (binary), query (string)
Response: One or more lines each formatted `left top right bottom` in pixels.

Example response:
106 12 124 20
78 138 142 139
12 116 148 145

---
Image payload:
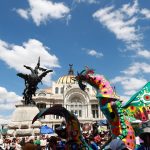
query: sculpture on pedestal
17 57 53 105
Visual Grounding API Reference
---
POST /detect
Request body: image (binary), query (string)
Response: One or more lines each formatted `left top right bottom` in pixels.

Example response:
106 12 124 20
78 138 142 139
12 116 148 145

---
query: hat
109 139 127 150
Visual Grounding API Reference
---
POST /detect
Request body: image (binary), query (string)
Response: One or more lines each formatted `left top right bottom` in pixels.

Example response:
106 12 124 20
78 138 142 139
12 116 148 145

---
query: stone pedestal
7 105 41 137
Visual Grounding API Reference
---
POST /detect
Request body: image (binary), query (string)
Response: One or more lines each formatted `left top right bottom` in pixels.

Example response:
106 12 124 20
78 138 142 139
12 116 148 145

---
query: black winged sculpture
17 57 53 105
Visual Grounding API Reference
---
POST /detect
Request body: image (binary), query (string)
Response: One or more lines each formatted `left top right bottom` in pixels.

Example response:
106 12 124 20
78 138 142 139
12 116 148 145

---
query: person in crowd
40 135 47 150
56 137 65 150
9 138 17 150
88 136 99 150
47 136 57 150
15 138 22 150
5 138 12 150
94 135 101 150
34 136 41 150
135 136 144 149
0 139 4 150
22 136 37 150
104 139 128 150
25 136 29 143
20 137 26 147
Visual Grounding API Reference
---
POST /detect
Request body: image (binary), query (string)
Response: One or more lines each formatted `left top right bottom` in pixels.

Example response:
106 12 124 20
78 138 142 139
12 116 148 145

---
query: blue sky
0 0 150 124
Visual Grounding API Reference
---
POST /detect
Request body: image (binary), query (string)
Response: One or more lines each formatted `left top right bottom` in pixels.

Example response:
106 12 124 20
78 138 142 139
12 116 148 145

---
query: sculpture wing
17 73 28 80
122 82 150 122
38 70 53 81
32 105 70 124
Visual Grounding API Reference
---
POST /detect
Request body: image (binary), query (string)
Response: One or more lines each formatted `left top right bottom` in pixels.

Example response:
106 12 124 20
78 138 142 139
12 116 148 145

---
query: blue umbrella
40 125 54 134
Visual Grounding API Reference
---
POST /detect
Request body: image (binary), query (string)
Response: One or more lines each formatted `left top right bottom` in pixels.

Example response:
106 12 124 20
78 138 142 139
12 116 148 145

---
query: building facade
33 65 105 129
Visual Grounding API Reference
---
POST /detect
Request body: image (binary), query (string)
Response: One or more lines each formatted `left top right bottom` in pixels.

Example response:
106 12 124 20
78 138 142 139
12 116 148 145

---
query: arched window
55 87 59 94
91 104 99 118
38 92 46 96
69 98 82 118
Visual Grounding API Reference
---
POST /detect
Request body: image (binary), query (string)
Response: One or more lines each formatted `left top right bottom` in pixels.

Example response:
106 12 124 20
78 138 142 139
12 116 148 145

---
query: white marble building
33 65 105 129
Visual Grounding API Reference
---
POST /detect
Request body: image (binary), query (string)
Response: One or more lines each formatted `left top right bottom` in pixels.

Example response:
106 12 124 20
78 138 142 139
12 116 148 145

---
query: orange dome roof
56 75 76 84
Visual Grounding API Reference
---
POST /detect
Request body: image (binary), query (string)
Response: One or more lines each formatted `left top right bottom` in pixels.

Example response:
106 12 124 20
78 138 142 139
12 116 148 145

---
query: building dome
56 64 76 84
57 75 76 84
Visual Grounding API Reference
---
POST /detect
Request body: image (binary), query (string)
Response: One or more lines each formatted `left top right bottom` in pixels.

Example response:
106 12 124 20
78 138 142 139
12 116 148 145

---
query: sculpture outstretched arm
36 57 40 69
23 65 35 74
39 67 47 72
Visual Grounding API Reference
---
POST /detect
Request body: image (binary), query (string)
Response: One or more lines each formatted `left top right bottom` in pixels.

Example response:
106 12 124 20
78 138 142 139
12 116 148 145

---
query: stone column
98 107 101 119
88 104 92 118
48 104 52 120
82 104 86 118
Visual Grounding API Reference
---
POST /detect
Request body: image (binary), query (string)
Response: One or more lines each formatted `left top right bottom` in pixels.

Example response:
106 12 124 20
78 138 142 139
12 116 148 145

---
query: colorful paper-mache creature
75 67 136 150
123 82 150 122
32 105 92 150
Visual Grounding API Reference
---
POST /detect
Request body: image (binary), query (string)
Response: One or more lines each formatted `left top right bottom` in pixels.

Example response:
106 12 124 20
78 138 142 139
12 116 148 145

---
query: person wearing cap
40 135 47 150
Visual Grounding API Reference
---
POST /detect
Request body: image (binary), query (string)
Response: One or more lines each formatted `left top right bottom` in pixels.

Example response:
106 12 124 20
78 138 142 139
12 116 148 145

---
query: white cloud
141 8 150 19
93 2 140 43
88 49 103 58
0 86 21 122
120 95 130 104
0 115 11 125
124 90 137 96
82 48 103 58
0 87 21 104
66 14 72 25
0 104 16 110
16 0 70 26
92 0 150 99
16 9 29 19
92 0 150 59
121 0 139 17
111 62 150 97
137 49 150 58
0 39 60 85
111 76 147 96
126 42 142 51
122 62 150 76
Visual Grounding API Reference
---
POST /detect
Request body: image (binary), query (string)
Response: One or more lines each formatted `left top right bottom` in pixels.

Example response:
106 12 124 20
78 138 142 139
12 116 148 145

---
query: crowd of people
0 123 150 150
0 135 66 150
0 124 110 150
